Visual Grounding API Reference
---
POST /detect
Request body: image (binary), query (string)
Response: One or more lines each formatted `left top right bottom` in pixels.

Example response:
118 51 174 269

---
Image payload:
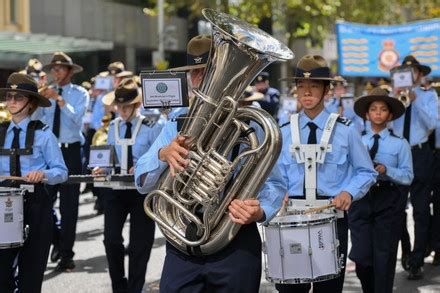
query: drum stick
304 203 336 214
0 175 27 181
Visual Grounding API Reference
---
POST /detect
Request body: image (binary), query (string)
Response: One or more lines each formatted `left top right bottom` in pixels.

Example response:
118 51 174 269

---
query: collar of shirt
123 114 141 128
366 127 390 142
59 83 73 93
7 116 31 134
299 108 330 131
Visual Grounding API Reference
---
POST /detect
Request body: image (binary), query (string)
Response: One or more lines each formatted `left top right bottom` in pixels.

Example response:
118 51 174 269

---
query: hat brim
279 77 340 82
354 95 405 121
0 88 51 107
42 62 83 74
417 64 431 76
169 63 206 72
241 92 264 102
114 71 133 78
102 91 142 106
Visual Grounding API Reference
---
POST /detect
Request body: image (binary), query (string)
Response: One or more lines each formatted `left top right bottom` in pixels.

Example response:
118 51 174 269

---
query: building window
10 0 17 24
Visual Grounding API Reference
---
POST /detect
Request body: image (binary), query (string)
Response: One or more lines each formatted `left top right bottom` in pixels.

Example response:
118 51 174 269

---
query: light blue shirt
0 117 68 185
391 87 438 145
91 93 106 130
39 83 89 144
325 97 340 114
277 109 377 201
107 114 164 166
363 128 413 185
134 108 286 224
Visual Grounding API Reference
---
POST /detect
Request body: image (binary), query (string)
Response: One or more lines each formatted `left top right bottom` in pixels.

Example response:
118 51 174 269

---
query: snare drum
0 187 25 249
263 213 342 284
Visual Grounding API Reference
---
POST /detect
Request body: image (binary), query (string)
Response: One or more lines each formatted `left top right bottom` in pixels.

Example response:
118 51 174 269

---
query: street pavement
42 192 440 292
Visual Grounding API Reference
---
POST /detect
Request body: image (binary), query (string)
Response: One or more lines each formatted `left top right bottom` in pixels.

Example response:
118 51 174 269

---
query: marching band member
0 73 68 292
253 71 281 119
390 55 438 280
275 55 377 293
95 77 162 293
349 87 413 292
38 52 90 271
135 35 285 293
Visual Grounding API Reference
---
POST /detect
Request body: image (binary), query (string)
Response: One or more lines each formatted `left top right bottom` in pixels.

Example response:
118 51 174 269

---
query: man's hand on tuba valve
228 199 265 225
159 136 190 176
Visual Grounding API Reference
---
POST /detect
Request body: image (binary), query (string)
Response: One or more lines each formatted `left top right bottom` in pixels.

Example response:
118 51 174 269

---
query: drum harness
288 113 343 218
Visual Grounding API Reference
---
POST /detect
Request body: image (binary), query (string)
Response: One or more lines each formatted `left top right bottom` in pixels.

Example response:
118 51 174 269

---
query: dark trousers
348 184 404 293
103 189 155 293
407 145 434 268
0 185 53 293
430 151 440 252
275 216 348 293
160 223 262 293
46 142 82 260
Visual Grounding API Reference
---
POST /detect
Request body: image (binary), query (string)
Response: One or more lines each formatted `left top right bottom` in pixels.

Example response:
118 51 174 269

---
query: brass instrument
0 103 11 122
38 81 56 94
143 8 294 256
92 115 111 146
396 88 411 108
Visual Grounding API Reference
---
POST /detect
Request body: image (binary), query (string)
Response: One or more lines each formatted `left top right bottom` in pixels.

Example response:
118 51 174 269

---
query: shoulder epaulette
30 120 48 131
280 121 290 128
388 128 402 139
109 120 116 126
336 116 352 126
142 116 158 128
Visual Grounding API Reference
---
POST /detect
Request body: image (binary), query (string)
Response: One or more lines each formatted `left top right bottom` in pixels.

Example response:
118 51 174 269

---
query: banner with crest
336 19 440 77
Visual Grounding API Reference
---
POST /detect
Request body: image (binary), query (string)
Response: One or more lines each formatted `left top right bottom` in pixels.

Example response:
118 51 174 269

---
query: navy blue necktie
403 104 411 142
307 122 318 144
125 122 133 170
11 127 21 176
369 134 380 160
53 88 62 138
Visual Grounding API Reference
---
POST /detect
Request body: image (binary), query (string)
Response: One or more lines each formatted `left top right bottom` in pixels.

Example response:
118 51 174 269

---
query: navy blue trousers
348 184 403 293
160 223 262 293
407 145 434 268
103 189 155 293
430 151 440 252
46 142 82 260
0 185 53 293
275 216 348 293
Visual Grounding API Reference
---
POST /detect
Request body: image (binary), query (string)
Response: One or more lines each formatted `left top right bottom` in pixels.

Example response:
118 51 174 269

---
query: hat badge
5 197 13 208
118 97 125 102
303 72 311 78
10 84 18 89
406 61 412 65
194 56 203 64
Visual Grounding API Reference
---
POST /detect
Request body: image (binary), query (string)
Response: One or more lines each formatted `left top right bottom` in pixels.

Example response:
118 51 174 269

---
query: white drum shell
263 213 341 284
0 187 25 249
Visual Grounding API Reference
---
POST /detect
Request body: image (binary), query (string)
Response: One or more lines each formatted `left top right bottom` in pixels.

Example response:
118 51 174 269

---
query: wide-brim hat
402 55 431 76
254 72 269 83
171 35 211 71
107 61 133 78
102 78 142 106
22 58 47 78
0 73 51 107
42 52 83 74
241 86 264 102
280 55 339 82
354 87 405 121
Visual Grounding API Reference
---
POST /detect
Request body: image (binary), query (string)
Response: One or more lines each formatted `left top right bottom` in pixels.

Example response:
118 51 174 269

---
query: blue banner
336 19 440 77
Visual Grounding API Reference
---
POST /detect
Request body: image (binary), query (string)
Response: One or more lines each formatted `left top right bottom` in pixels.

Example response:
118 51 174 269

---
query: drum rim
266 271 341 284
0 187 25 195
267 213 337 227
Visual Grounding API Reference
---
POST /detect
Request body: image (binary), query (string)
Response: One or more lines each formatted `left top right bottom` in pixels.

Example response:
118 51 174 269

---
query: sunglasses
5 92 28 102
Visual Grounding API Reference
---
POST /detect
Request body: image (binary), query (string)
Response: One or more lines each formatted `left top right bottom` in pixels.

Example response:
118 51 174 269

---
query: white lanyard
114 116 143 174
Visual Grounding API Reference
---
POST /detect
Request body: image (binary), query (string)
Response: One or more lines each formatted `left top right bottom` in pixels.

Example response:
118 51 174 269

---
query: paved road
42 192 440 292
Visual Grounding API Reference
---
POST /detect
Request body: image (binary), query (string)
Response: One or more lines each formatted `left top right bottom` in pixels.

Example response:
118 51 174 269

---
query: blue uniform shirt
325 97 340 114
0 117 68 185
363 128 413 185
107 114 163 167
277 109 377 201
91 93 106 130
39 83 89 144
391 87 438 145
134 109 286 224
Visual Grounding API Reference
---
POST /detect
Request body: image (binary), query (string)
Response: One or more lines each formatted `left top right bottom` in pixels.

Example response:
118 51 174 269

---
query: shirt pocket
322 145 349 183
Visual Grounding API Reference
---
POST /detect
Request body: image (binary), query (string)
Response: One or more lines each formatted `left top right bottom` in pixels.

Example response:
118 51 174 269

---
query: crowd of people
0 31 439 293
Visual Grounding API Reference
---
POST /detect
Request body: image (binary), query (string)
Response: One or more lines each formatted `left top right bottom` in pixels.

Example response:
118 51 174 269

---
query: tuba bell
396 88 411 108
143 8 293 256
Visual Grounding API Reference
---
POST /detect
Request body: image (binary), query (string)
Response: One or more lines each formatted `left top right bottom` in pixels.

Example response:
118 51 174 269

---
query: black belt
59 142 81 149
372 181 396 188
411 141 429 150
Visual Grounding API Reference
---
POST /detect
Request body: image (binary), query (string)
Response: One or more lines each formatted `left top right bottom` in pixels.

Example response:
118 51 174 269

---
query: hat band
115 89 138 103
6 83 38 93
296 67 330 79
109 68 123 75
187 52 209 67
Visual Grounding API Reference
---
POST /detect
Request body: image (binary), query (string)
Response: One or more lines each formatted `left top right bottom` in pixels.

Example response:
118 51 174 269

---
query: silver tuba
144 8 294 255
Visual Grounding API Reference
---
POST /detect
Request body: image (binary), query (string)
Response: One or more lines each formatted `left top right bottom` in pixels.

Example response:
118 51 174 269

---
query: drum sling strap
0 121 46 180
114 116 144 175
288 113 339 209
